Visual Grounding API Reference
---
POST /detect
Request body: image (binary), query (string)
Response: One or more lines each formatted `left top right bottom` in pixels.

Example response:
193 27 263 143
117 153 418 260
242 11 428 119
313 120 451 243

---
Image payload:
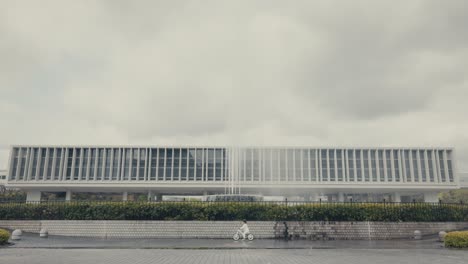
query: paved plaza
1 233 468 264
1 248 468 264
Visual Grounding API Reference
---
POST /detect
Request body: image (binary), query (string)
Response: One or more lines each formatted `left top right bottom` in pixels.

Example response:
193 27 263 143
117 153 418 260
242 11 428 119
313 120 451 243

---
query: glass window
393 150 400 182
10 148 19 180
412 150 419 182
150 149 157 181
73 149 81 180
378 150 385 182
337 150 343 181
348 150 355 181
321 150 328 181
181 149 188 181
385 150 392 182
173 148 180 181
55 149 62 180
90 149 97 180
356 150 362 181
104 148 112 180
404 150 411 182
66 148 73 180
81 148 89 180
139 149 146 180
419 150 426 182
279 149 287 181
371 150 377 182
438 150 446 182
427 151 434 182
363 150 369 182
329 150 335 181
112 149 119 180
31 148 39 179
46 148 54 180
158 149 165 181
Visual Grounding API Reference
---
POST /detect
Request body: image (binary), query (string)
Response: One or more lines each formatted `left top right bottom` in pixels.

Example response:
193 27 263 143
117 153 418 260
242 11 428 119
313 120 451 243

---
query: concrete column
424 192 439 203
122 192 128 201
338 192 345 202
155 193 163 201
65 190 72 201
147 191 154 201
26 190 41 202
393 192 401 203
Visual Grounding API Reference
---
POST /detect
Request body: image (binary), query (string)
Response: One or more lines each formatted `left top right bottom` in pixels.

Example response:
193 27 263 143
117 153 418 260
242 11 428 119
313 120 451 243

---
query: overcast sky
1 0 467 171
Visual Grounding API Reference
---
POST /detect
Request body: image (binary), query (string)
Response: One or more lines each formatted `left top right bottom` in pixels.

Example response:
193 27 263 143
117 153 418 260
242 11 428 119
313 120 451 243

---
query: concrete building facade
4 146 460 202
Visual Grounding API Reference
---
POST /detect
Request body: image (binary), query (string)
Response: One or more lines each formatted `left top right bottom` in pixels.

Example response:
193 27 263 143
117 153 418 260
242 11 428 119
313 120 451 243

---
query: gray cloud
0 0 467 170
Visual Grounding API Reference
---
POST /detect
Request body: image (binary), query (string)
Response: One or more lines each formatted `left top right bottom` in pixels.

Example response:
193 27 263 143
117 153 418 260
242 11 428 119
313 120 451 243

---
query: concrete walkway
4 232 448 249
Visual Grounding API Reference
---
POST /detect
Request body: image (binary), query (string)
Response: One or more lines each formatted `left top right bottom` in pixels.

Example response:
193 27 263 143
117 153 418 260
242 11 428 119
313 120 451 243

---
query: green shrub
445 231 468 248
0 202 467 222
0 229 10 245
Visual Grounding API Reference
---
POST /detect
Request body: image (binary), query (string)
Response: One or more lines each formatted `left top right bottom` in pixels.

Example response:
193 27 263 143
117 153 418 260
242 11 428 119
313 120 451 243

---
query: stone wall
1 220 467 240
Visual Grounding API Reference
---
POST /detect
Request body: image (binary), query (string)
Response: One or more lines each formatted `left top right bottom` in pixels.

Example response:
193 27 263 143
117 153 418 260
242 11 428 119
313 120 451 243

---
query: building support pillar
65 190 72 201
155 193 163 201
26 190 41 202
424 192 439 203
122 192 128 201
393 192 401 203
338 192 345 202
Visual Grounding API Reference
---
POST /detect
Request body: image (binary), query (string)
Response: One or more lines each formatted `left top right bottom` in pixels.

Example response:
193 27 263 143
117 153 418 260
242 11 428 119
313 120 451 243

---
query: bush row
445 231 468 248
0 202 467 222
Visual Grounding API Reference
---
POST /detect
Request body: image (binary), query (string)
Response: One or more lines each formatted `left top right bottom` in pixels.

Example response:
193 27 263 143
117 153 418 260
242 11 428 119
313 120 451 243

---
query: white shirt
240 223 249 233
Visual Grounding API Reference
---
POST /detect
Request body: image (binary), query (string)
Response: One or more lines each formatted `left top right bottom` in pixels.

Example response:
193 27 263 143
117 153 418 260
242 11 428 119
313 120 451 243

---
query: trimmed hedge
0 202 467 222
0 229 10 245
445 231 468 248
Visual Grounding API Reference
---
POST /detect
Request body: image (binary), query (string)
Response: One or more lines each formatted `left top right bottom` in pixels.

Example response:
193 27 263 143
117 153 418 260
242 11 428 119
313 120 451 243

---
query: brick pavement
1 248 467 264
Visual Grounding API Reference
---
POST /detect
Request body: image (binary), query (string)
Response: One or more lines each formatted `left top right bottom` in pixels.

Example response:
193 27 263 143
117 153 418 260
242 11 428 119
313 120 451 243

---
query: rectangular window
74 148 81 180
264 149 272 181
348 150 355 181
10 148 19 180
287 149 295 181
139 149 146 181
363 150 369 182
321 150 328 181
55 149 62 180
393 150 400 182
131 148 138 180
66 149 73 180
329 150 336 181
378 150 385 182
385 150 392 182
356 150 362 181
81 148 89 180
123 149 131 180
96 149 104 180
419 150 426 182
188 149 196 181
89 149 97 180
279 149 287 181
412 150 419 182
447 151 454 182
112 149 119 180
181 149 188 181
104 148 112 180
427 151 434 182
404 150 411 182
46 148 54 180
337 149 343 181
158 149 166 181
438 150 446 182
31 148 39 179
173 148 180 181
150 149 157 181
371 150 377 182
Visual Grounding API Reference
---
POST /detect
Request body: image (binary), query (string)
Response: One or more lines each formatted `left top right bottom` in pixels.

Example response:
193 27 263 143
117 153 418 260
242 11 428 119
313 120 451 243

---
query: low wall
1 220 467 240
